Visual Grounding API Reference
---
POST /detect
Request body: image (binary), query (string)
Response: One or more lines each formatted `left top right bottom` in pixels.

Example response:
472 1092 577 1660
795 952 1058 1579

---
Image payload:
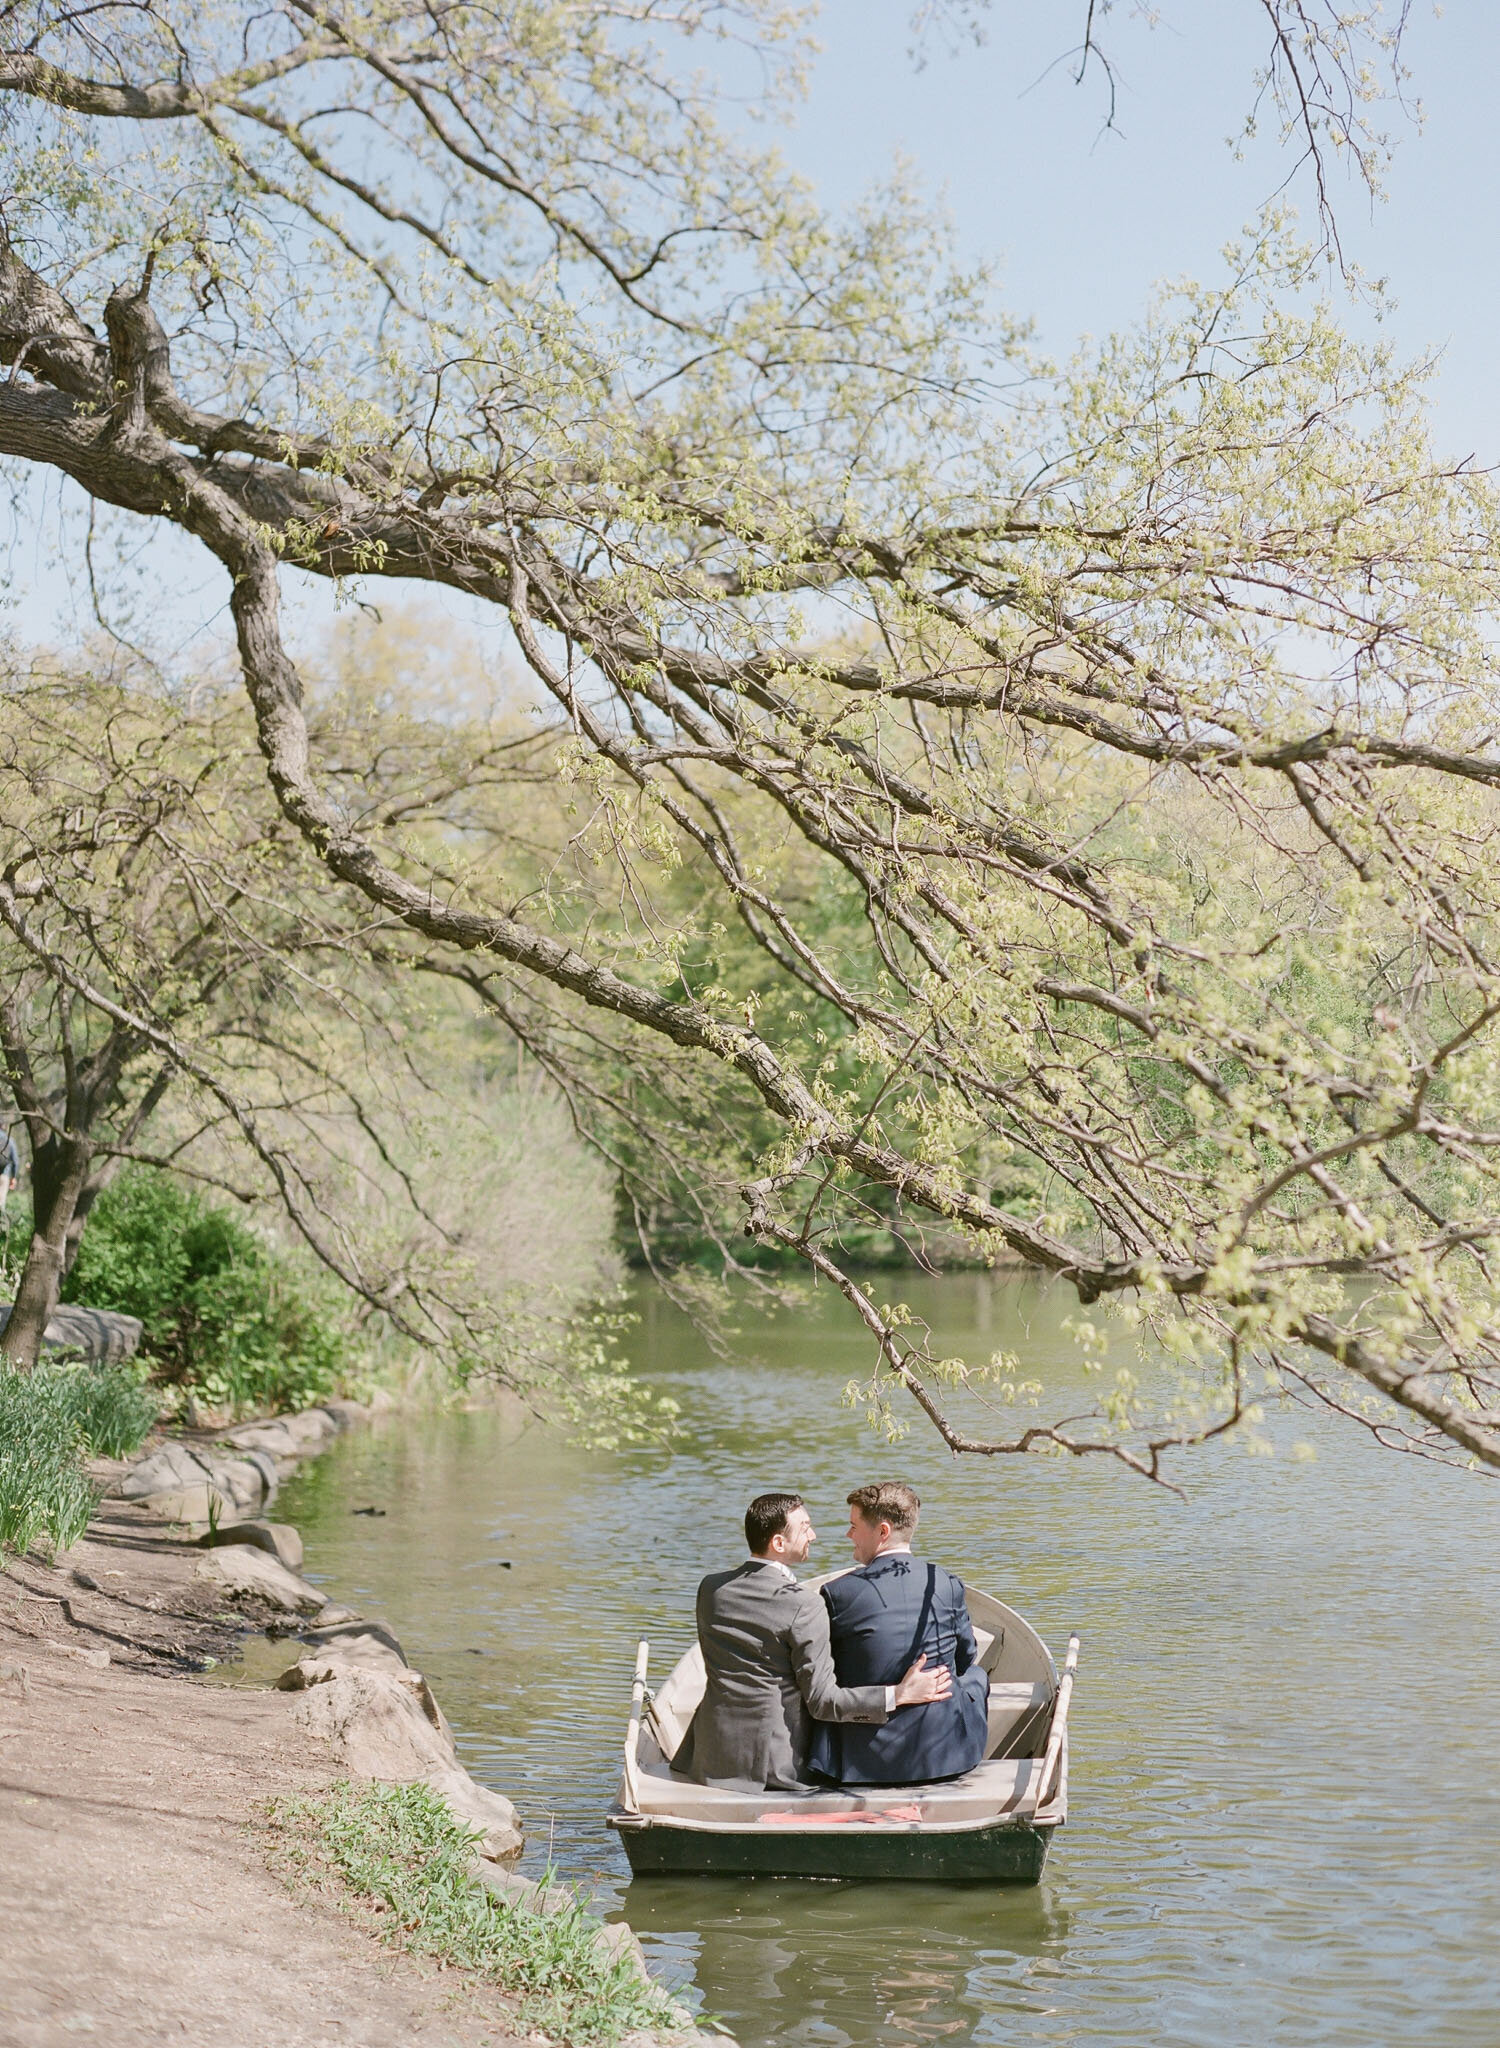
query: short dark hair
847 1481 920 1535
745 1491 803 1554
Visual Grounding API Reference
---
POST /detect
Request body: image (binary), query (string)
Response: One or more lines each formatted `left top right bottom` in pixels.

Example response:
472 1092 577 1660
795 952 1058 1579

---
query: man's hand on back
893 1653 952 1707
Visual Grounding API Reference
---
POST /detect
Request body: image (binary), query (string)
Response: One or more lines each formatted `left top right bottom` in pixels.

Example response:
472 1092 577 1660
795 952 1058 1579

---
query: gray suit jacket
675 1561 890 1791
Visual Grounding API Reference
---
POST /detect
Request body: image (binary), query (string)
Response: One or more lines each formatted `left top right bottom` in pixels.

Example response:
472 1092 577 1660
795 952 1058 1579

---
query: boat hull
609 1814 1055 1883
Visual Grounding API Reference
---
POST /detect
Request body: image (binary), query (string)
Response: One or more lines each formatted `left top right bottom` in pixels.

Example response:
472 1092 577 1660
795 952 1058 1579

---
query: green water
253 1274 1500 2046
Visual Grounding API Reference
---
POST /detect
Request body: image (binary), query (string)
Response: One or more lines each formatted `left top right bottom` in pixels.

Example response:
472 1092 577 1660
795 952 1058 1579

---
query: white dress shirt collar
744 1555 797 1582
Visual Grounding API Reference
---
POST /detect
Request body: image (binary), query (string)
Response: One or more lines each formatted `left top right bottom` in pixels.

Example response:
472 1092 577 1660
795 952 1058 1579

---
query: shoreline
1 1400 720 2048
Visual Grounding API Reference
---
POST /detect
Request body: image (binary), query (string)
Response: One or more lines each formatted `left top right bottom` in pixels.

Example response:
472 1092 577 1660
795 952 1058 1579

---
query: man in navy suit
807 1481 990 1787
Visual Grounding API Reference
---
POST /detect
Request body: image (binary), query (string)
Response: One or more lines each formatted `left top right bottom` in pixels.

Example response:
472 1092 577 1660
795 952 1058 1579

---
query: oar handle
621 1639 649 1815
1033 1634 1080 1817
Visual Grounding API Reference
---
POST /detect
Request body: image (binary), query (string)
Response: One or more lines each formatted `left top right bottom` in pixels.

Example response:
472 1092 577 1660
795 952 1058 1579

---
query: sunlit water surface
240 1276 1500 2046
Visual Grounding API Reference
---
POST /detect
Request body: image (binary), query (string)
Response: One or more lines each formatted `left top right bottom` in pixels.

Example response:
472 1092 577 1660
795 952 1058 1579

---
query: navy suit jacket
806 1555 990 1786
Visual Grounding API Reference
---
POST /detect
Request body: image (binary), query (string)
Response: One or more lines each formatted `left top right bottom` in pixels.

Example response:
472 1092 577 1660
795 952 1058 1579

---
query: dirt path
0 1505 525 2048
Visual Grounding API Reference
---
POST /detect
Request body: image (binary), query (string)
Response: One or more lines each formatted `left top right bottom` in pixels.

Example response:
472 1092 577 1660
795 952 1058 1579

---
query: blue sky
803 0 1500 456
794 2 1499 459
7 3 1497 653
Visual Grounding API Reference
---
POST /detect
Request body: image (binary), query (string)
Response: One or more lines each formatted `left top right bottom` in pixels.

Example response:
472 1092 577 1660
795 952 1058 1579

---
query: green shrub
65 1172 347 1414
0 1366 97 1555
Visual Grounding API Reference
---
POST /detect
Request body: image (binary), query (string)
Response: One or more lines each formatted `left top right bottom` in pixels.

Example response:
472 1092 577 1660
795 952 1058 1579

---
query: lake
241 1273 1500 2046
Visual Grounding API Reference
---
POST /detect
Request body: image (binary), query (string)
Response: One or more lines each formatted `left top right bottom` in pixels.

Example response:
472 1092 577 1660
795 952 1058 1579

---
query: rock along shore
0 1397 721 2048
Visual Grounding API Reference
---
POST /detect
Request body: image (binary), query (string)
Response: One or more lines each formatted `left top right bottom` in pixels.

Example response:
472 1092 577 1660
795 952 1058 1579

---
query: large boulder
275 1634 408 1685
119 1440 275 1521
195 1545 327 1615
282 1408 341 1451
0 1301 143 1363
428 1768 525 1866
317 1398 372 1431
478 1867 576 1917
119 1441 218 1497
617 2028 732 2048
220 1408 341 1457
289 1665 449 1775
302 1618 408 1664
289 1667 522 1865
195 1519 305 1573
218 1418 303 1460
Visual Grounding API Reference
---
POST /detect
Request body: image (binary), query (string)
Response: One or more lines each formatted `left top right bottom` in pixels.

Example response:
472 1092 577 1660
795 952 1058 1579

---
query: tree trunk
62 1155 120 1279
0 1003 159 1369
57 1065 171 1282
0 1136 91 1369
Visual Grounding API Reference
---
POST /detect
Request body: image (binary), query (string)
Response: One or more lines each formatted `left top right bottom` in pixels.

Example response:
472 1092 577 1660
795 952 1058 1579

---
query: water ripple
259 1276 1500 2047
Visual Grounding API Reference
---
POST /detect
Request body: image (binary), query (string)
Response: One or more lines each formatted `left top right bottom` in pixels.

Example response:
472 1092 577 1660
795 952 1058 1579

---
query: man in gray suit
675 1491 953 1792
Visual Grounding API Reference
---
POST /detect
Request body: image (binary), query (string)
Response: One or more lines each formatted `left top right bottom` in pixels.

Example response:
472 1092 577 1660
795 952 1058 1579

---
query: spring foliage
64 1172 346 1414
2 3 1500 1477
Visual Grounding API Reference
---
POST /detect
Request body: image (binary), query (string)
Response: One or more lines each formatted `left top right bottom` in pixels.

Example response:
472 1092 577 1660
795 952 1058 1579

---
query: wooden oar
621 1639 649 1816
1031 1634 1080 1817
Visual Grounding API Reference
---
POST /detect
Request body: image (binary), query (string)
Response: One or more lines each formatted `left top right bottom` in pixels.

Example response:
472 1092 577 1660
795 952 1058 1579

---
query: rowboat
606 1578 1079 1883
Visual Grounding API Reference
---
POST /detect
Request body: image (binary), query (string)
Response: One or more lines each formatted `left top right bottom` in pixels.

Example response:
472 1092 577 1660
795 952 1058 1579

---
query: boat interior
621 1585 1066 1828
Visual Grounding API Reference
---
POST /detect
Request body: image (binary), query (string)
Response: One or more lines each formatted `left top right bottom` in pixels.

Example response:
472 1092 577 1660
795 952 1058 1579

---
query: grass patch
59 1359 161 1460
270 1779 685 2046
0 1359 160 1555
0 1365 98 1554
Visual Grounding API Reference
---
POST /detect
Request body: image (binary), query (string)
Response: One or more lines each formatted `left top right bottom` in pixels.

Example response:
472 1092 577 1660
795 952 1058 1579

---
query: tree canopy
0 635 633 1426
4 0 1500 1482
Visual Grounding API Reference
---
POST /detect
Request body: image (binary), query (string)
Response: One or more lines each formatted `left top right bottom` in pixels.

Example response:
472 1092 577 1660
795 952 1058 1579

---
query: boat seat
974 1622 1025 1677
631 1752 1044 1827
647 1670 1052 1767
985 1680 1053 1760
647 1646 706 1764
645 1693 689 1763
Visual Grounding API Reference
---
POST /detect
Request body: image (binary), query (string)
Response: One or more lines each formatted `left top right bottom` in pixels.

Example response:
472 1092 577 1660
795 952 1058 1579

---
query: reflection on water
256 1274 1500 2046
623 1878 1073 2045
